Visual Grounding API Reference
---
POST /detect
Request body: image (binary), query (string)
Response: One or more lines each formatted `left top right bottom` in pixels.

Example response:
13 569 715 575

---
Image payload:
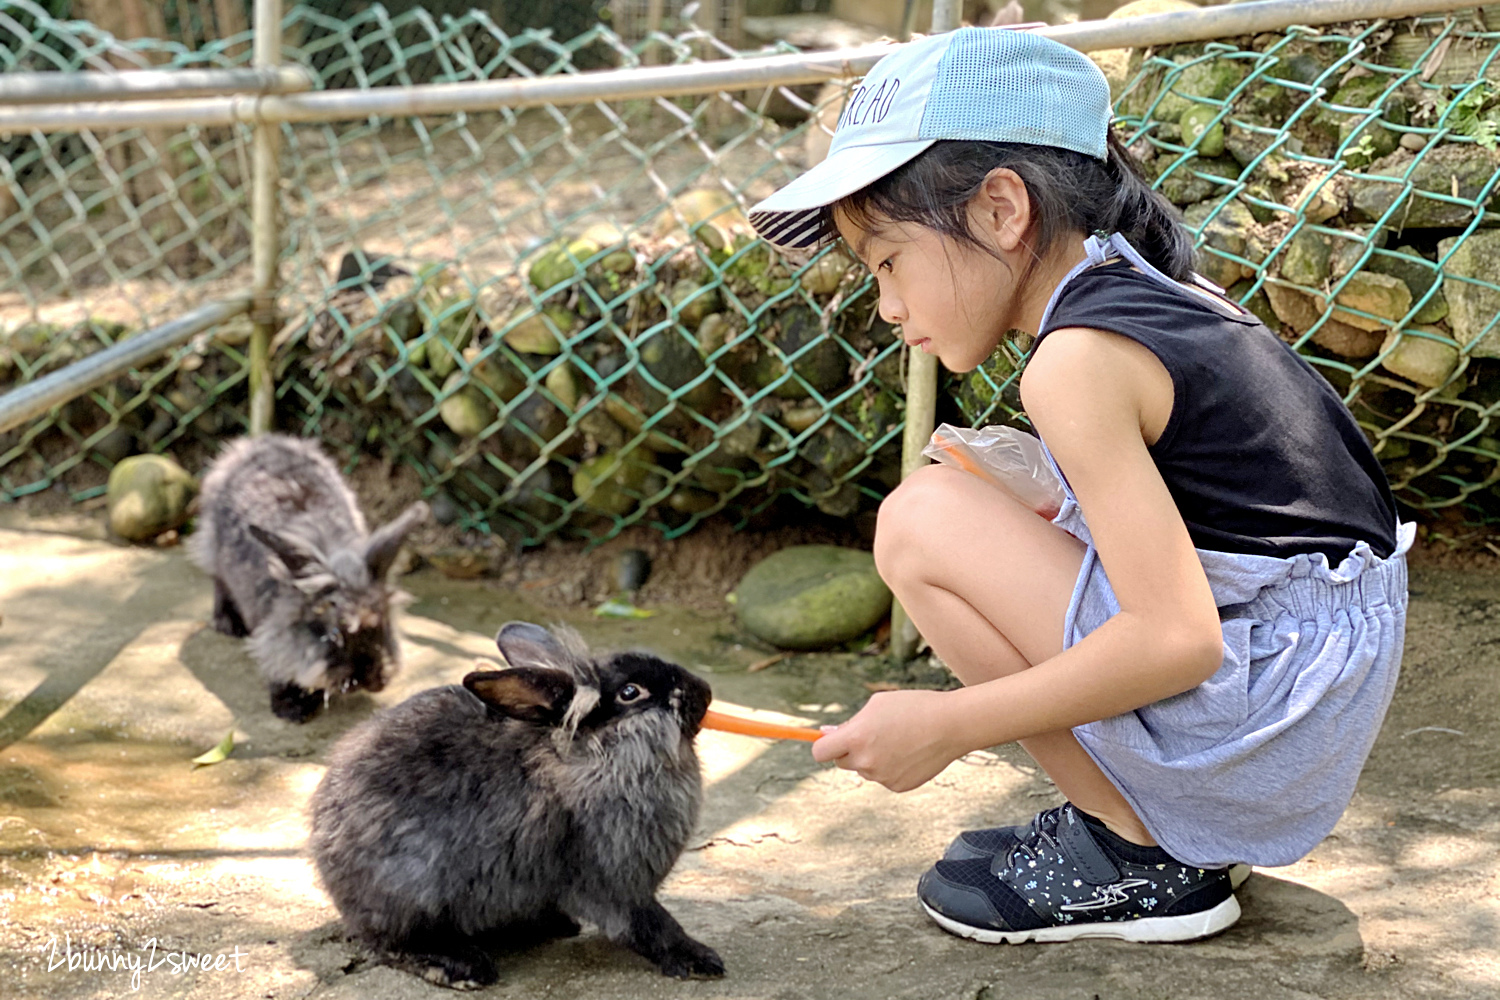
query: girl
748 27 1409 945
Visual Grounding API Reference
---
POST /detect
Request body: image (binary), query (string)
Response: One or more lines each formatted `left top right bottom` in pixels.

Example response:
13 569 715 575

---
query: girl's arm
812 327 1224 790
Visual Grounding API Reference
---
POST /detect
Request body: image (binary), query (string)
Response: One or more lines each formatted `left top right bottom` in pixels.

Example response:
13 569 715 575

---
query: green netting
4 2 1500 545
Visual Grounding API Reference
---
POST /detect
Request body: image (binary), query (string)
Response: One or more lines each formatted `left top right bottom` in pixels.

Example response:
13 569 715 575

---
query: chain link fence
3 1 1500 546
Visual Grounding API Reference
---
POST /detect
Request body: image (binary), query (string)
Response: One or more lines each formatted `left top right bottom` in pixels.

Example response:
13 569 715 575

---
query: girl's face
832 167 1084 374
835 209 1017 373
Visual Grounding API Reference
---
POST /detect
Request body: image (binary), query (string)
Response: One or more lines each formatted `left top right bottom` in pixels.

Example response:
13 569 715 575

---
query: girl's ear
973 167 1032 254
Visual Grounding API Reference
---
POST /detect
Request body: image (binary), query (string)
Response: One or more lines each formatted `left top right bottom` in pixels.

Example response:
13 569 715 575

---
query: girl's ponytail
1099 131 1196 283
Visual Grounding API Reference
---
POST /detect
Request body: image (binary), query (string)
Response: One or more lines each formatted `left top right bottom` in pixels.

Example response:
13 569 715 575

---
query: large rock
1379 326 1460 389
108 454 196 542
1367 246 1448 324
1264 283 1384 358
1439 230 1500 358
1331 271 1412 332
1183 199 1260 288
732 545 891 651
1349 145 1500 229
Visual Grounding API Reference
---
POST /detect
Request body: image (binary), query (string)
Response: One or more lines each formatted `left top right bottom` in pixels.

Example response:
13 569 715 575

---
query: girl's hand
810 689 966 792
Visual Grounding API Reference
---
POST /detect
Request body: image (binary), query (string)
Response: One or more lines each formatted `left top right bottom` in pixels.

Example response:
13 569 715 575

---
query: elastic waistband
1234 542 1409 622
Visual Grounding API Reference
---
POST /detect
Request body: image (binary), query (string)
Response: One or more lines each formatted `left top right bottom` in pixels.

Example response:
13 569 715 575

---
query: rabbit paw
269 682 324 723
658 939 725 979
400 948 499 990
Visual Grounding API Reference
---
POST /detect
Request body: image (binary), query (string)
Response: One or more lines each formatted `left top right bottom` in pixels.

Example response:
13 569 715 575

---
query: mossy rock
1155 155 1240 205
528 236 604 292
498 392 575 462
638 328 717 412
696 312 734 356
1183 199 1259 288
1439 230 1500 358
666 486 720 515
669 279 721 331
1154 57 1247 124
502 305 576 356
509 462 570 523
1179 104 1225 158
439 373 497 437
1223 117 1277 169
1380 326 1460 389
1349 146 1500 229
108 454 196 542
763 305 848 399
1367 247 1447 325
800 423 867 479
1322 75 1408 167
732 545 891 651
1331 271 1412 332
573 450 660 517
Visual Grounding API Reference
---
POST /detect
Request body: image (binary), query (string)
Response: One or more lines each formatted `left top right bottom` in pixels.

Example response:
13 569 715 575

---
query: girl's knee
873 466 973 577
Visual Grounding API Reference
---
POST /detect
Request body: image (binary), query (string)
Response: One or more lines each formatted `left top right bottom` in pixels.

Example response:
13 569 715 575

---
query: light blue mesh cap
750 27 1111 250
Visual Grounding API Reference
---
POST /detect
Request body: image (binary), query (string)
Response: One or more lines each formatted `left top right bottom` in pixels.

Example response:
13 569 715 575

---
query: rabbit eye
617 683 648 704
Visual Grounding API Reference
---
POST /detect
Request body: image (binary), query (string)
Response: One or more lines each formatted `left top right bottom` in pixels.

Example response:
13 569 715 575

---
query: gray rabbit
308 622 723 988
189 434 427 722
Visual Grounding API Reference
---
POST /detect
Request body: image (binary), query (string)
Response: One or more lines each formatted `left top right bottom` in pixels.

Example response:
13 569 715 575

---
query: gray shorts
1052 488 1413 869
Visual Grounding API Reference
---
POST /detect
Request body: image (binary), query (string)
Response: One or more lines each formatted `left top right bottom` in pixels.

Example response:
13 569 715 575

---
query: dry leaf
746 653 787 673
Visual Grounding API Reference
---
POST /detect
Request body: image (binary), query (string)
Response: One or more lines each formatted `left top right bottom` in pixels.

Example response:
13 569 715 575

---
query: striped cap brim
749 138 936 250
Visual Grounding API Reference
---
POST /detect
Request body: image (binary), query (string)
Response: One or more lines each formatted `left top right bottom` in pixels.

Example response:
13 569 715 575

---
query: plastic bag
922 423 1066 520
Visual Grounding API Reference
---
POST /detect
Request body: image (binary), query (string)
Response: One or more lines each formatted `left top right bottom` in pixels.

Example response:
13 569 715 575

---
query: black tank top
1036 262 1398 562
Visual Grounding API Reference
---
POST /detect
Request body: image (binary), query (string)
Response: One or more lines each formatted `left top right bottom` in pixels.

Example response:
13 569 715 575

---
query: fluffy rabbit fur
309 622 722 988
189 434 427 722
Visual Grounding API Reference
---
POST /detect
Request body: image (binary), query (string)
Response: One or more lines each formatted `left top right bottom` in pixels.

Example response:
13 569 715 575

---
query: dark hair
823 132 1194 283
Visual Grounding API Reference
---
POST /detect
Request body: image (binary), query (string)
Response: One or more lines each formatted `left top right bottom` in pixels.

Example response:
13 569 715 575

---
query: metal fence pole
248 0 283 437
889 0 964 664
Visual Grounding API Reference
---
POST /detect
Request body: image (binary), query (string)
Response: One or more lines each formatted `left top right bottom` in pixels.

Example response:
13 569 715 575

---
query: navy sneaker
944 810 1253 890
919 804 1241 943
942 805 1065 862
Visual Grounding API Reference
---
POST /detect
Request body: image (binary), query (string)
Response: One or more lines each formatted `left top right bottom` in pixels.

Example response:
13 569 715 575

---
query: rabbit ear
364 501 429 581
249 524 326 579
464 668 575 724
494 621 573 670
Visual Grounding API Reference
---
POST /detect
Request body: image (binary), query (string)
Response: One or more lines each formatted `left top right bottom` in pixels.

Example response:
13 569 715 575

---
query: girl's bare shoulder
1021 326 1174 446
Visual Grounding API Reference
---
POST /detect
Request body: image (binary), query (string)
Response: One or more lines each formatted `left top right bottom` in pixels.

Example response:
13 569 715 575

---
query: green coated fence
3 1 1500 547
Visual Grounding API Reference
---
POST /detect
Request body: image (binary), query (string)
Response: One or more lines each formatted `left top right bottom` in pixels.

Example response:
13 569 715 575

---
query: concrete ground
0 512 1496 1000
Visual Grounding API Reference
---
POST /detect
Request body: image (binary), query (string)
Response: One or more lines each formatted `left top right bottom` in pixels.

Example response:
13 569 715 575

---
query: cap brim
749 138 937 250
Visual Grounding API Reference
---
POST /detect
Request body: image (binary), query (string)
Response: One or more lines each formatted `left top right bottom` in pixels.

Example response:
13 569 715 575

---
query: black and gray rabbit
308 622 724 988
189 434 427 722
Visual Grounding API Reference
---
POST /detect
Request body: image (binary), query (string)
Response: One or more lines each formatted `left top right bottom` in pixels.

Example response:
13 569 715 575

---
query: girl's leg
874 464 1155 845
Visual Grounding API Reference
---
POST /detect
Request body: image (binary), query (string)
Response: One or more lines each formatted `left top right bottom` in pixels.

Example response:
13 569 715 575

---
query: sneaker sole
921 893 1241 945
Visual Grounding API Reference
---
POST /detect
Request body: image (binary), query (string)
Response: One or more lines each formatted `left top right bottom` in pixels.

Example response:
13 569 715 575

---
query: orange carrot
929 438 992 481
700 709 822 742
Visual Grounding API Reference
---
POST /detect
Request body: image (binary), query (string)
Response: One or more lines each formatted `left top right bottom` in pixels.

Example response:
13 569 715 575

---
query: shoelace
1000 804 1069 869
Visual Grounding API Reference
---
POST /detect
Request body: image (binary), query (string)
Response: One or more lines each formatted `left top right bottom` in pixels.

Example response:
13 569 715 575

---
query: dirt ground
0 508 1496 1000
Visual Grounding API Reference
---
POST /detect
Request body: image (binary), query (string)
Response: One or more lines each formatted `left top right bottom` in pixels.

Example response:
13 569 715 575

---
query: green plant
1437 81 1500 150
